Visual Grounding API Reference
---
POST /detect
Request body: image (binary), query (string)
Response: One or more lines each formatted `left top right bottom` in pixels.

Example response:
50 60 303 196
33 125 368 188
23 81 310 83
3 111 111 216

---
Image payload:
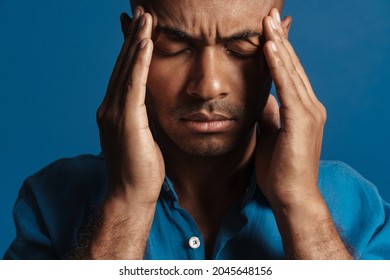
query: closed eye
155 48 191 57
225 48 259 58
153 34 192 58
225 40 259 59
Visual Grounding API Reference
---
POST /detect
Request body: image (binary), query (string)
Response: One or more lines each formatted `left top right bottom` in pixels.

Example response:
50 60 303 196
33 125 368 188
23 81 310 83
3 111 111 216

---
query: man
4 0 390 259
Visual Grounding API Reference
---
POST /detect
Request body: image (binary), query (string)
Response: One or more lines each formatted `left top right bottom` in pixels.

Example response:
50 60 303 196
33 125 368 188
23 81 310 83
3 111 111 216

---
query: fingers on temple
125 37 153 107
268 9 319 105
263 8 326 120
98 7 144 116
120 13 128 38
263 15 308 107
98 7 154 119
121 12 153 100
116 6 145 80
263 38 302 109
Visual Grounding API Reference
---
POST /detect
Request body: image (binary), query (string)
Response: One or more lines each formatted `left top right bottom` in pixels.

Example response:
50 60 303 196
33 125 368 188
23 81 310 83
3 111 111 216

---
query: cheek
235 57 270 102
146 58 184 117
235 57 270 120
147 56 189 101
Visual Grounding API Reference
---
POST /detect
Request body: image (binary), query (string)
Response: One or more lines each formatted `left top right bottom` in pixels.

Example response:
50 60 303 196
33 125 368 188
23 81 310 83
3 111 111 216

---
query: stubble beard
146 94 263 158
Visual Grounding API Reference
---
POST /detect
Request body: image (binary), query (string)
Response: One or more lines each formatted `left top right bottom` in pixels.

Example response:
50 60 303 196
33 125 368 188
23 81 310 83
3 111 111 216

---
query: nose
186 48 229 101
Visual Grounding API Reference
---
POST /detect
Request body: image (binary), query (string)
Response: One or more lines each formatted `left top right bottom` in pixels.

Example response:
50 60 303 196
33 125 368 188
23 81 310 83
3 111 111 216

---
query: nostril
219 93 228 99
187 91 228 101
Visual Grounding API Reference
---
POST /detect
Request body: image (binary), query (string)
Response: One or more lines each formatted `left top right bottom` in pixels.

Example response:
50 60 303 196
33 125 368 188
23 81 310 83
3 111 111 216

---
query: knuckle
96 106 105 124
299 104 322 127
126 25 134 38
288 64 298 76
276 35 284 44
96 105 118 129
280 31 288 40
320 104 327 122
293 57 301 68
275 58 285 69
312 107 326 126
126 78 135 89
133 34 142 44
104 110 117 125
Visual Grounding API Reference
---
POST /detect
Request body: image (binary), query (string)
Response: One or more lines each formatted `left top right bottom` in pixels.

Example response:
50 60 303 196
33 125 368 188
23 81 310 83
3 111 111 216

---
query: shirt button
188 236 201 249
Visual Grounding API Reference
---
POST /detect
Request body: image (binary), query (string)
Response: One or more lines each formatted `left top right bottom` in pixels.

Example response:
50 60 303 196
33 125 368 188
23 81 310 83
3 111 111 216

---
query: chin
178 143 232 158
173 134 247 158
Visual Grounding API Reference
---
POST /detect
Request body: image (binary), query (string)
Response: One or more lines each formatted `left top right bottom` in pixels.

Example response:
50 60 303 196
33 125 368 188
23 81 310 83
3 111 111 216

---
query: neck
156 127 257 200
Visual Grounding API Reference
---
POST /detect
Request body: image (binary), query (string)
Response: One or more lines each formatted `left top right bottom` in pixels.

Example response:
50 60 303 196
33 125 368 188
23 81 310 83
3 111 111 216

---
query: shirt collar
161 176 179 201
241 171 257 207
161 171 257 207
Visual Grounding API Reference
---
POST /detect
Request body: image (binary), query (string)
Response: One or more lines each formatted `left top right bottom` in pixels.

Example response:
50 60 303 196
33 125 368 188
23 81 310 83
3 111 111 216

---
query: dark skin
90 0 352 259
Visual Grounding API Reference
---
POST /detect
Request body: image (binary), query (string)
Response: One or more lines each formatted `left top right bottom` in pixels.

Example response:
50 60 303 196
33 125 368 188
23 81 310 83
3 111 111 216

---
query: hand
82 8 164 259
256 8 327 211
96 7 165 207
255 8 352 259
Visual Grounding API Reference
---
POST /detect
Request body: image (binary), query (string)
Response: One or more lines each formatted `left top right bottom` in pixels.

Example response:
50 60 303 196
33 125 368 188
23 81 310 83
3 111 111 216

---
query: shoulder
318 160 382 208
26 154 107 184
22 154 108 254
21 153 110 219
318 161 390 259
24 153 108 200
5 154 109 259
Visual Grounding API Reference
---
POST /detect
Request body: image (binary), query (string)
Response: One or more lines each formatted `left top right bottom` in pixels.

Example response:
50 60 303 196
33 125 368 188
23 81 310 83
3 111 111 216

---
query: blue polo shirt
3 154 390 259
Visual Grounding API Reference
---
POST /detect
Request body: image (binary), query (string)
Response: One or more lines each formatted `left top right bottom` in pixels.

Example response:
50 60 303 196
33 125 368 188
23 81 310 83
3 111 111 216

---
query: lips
181 112 236 133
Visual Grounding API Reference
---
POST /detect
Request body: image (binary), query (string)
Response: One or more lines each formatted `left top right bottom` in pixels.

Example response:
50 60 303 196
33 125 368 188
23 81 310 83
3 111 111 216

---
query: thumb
258 94 280 135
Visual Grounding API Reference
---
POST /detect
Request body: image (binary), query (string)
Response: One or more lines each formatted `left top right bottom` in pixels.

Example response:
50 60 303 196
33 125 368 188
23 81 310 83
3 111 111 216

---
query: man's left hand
255 8 352 259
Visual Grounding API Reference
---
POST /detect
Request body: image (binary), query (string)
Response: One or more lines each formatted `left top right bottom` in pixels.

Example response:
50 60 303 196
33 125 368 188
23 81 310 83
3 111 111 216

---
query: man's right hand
88 7 164 259
97 7 164 207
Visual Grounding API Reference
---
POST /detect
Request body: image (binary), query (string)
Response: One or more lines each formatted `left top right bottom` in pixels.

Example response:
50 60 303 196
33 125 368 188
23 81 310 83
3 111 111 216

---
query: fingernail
134 8 141 19
270 41 277 52
140 39 148 49
274 10 281 23
138 15 146 31
270 18 277 30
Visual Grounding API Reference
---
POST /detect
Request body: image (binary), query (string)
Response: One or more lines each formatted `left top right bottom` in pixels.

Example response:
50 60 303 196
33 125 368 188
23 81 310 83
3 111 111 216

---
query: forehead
147 0 277 37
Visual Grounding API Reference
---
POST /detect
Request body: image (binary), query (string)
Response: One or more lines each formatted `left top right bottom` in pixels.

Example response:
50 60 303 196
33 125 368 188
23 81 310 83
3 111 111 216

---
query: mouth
180 112 236 133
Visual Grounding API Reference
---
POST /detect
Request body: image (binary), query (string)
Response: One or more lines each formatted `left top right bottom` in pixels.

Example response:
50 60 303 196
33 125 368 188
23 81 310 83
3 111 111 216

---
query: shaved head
130 0 285 13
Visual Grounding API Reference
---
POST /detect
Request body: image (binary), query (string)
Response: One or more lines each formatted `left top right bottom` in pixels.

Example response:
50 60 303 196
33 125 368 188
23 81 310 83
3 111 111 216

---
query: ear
281 16 292 38
120 13 133 38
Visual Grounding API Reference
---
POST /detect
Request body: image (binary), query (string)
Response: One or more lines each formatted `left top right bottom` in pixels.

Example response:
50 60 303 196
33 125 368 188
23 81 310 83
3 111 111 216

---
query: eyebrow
156 25 263 43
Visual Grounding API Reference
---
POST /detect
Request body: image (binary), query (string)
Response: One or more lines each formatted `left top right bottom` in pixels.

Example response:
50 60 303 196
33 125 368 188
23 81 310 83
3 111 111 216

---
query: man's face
145 0 277 157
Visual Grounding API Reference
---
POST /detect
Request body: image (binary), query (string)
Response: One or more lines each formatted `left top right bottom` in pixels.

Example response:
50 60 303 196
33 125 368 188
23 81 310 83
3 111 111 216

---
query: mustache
168 100 246 119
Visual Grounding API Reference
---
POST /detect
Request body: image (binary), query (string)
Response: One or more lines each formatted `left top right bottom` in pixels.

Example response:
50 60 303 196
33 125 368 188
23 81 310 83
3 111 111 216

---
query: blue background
1 0 389 256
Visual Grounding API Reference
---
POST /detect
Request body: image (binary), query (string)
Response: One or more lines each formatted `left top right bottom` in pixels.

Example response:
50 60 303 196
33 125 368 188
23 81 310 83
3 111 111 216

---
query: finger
258 94 281 135
118 12 153 96
263 15 310 105
270 9 327 119
281 15 292 39
98 7 144 115
269 9 319 105
113 7 144 83
120 13 132 39
263 37 303 110
113 7 144 82
125 38 154 107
